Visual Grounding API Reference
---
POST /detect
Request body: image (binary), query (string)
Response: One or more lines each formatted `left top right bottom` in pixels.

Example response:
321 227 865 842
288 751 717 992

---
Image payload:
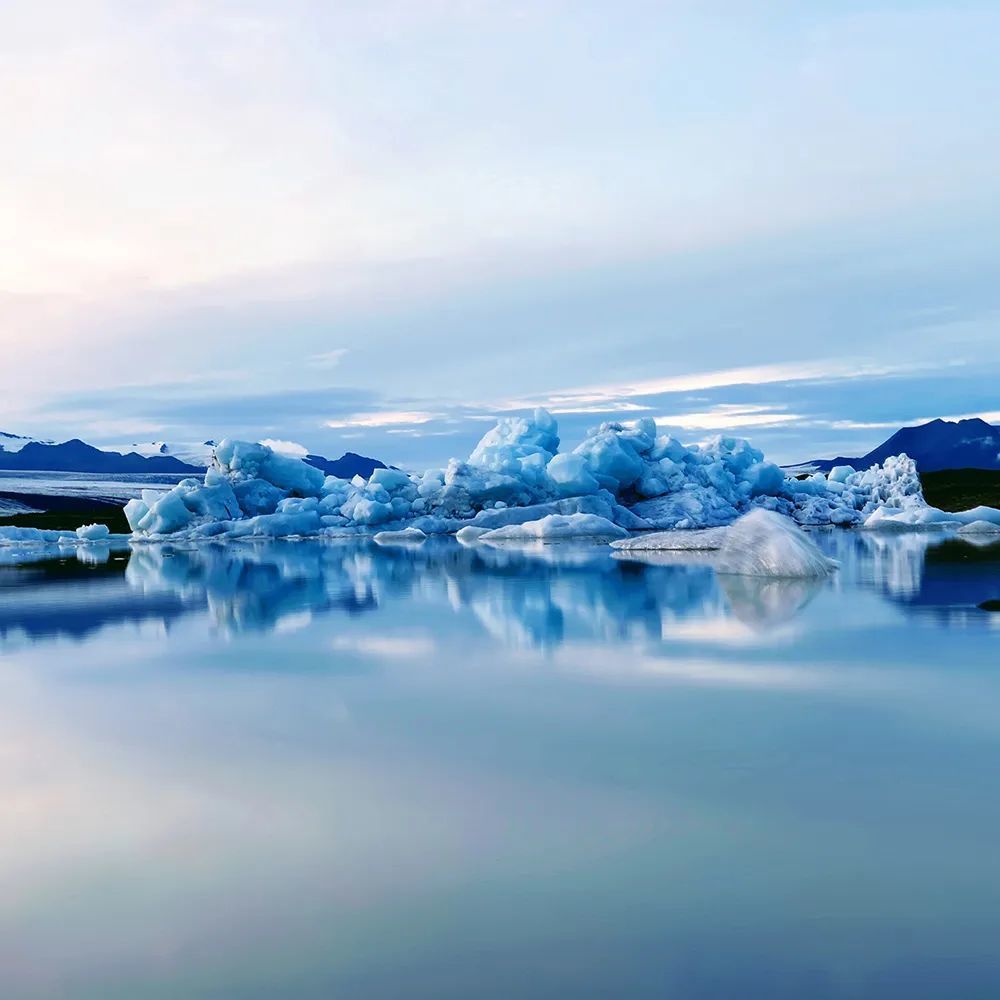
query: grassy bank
920 469 1000 512
0 508 131 534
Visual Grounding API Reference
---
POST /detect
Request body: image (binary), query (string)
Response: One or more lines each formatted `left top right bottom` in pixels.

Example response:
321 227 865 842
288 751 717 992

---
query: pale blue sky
2 1 998 466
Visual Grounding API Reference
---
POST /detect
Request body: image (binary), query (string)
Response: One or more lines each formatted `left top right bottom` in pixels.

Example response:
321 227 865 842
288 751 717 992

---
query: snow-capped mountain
0 431 54 453
0 431 386 479
808 418 1000 473
0 439 202 474
102 440 219 469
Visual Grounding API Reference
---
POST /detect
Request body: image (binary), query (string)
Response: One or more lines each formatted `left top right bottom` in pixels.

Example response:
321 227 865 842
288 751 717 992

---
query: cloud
308 349 349 369
259 438 309 457
654 405 802 431
498 358 945 415
325 411 441 430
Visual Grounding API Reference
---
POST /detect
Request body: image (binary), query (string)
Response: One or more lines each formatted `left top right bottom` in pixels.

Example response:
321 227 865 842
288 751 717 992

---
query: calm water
1 531 998 999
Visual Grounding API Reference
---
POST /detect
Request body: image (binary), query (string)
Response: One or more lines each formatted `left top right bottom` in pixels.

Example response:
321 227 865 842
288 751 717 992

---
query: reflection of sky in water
1 533 999 998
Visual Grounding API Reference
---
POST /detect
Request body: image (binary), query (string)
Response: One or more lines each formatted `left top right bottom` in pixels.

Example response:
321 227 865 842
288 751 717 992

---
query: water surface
1 531 998 998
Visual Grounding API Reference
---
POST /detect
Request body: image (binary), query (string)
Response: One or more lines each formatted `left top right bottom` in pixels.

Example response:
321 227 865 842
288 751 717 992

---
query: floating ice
480 513 629 542
611 527 728 551
76 523 111 541
374 527 427 545
958 520 1000 535
0 526 77 545
863 505 961 530
456 525 490 544
715 510 838 578
952 505 1000 526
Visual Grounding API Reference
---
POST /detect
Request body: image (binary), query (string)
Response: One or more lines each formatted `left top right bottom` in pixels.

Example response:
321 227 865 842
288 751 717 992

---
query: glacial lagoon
1 531 999 998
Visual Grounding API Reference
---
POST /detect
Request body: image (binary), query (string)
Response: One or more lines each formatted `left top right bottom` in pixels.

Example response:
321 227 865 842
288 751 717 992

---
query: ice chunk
571 423 646 492
480 513 629 542
827 465 856 484
214 439 324 496
76 523 111 541
0 526 77 545
456 525 490 544
546 452 600 497
952 505 1000 526
864 505 960 530
958 520 1000 534
611 527 728 551
715 510 837 578
468 407 559 469
374 527 427 545
233 478 284 516
744 461 785 497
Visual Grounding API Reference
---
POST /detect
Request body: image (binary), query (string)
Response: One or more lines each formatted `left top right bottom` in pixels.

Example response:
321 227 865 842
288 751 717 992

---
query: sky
2 0 999 469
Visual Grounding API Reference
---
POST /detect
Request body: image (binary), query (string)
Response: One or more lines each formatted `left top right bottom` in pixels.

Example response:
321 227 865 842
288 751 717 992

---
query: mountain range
0 433 386 480
808 418 1000 473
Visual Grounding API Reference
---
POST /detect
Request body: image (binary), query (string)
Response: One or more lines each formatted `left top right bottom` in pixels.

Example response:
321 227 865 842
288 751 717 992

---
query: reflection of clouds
330 634 437 658
554 644 835 691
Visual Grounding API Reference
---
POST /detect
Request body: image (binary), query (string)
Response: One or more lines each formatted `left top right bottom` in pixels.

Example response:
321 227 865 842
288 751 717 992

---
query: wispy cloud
325 410 441 430
308 349 349 369
654 404 802 431
498 358 944 414
259 438 309 457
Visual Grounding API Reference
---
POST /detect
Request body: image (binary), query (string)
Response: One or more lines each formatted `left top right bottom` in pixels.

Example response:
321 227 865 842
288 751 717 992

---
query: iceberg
76 523 111 541
952 505 1000 526
958 520 1000 535
117 406 1000 545
374 527 427 545
479 513 629 543
611 527 728 551
715 510 838 578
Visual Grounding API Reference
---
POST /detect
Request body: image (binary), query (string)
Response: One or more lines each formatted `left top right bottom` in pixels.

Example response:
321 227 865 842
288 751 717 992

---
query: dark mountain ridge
0 434 387 479
810 418 1000 473
0 439 202 474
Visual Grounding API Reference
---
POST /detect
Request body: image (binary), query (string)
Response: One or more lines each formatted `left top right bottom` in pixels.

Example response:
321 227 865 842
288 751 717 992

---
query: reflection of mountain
0 554 198 641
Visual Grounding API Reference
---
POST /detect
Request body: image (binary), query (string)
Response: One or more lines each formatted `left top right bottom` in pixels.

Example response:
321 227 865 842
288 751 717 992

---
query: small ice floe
479 513 629 543
953 506 1000 527
76 523 111 541
863 505 961 530
610 527 728 551
714 509 838 578
373 527 427 546
455 525 490 544
958 520 1000 535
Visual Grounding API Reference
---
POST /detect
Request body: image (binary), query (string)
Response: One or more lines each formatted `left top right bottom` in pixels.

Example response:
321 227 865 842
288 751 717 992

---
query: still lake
1 531 998 999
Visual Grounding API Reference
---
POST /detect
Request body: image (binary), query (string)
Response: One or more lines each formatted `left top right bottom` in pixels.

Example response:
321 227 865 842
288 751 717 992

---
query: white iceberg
611 527 728 551
714 510 838 578
479 513 629 543
958 520 1000 535
373 527 427 545
952 505 1000 526
76 522 111 541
